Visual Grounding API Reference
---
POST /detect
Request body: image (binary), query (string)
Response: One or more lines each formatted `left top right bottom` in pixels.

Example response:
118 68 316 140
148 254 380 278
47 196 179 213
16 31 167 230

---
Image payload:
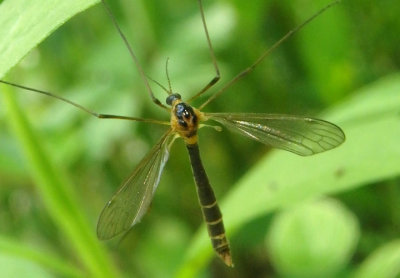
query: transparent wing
206 113 345 156
97 129 176 240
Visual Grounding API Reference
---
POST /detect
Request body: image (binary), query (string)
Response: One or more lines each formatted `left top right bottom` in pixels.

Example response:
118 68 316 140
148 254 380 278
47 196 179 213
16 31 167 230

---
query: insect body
171 93 231 265
96 87 344 267
97 91 233 265
0 0 344 267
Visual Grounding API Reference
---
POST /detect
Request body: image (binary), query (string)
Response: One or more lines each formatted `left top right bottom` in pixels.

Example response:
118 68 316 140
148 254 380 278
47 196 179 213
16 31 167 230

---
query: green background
1 0 400 277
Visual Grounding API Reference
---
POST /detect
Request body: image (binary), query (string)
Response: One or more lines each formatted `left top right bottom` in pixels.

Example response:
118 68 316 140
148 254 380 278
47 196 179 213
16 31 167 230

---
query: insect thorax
170 99 202 145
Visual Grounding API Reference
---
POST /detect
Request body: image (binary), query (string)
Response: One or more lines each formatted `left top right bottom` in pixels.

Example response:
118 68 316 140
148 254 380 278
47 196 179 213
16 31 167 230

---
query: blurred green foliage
267 199 360 278
0 0 400 277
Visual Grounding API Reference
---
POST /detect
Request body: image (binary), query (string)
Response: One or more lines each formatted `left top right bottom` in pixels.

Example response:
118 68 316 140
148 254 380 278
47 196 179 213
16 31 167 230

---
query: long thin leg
101 0 168 110
186 0 221 103
0 80 170 126
199 0 340 110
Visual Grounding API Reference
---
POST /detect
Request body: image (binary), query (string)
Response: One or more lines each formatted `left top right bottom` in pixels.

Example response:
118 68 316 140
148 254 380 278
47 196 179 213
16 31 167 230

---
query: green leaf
352 240 400 278
176 74 400 276
0 0 99 78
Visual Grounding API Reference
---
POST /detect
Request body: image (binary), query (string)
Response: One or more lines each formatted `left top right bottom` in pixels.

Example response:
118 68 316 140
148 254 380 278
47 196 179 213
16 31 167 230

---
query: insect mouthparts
166 93 182 105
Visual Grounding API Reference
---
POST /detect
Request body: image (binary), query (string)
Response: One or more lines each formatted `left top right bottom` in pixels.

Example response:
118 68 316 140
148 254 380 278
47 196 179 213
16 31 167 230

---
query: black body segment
186 143 233 267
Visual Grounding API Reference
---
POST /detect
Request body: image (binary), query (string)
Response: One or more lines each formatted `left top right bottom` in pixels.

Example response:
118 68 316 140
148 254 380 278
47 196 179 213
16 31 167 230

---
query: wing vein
97 129 175 239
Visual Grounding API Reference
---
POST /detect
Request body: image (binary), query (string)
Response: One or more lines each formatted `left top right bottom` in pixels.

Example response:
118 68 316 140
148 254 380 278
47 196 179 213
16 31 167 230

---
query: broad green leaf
352 240 400 278
176 74 400 276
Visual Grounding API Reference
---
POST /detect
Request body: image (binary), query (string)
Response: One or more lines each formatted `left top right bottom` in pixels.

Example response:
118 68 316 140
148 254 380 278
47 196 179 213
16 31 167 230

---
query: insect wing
97 130 175 240
206 113 345 156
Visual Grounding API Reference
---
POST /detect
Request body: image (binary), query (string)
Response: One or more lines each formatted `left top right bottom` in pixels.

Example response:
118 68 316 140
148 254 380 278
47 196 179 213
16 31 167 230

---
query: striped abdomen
186 143 233 267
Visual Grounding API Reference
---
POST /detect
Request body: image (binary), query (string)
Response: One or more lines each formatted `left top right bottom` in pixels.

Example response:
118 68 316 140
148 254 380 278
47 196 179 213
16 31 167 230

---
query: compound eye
183 110 190 119
166 93 182 105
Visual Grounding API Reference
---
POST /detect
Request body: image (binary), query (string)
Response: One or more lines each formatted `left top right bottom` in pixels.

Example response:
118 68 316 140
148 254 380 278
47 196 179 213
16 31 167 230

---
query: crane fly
0 0 345 267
